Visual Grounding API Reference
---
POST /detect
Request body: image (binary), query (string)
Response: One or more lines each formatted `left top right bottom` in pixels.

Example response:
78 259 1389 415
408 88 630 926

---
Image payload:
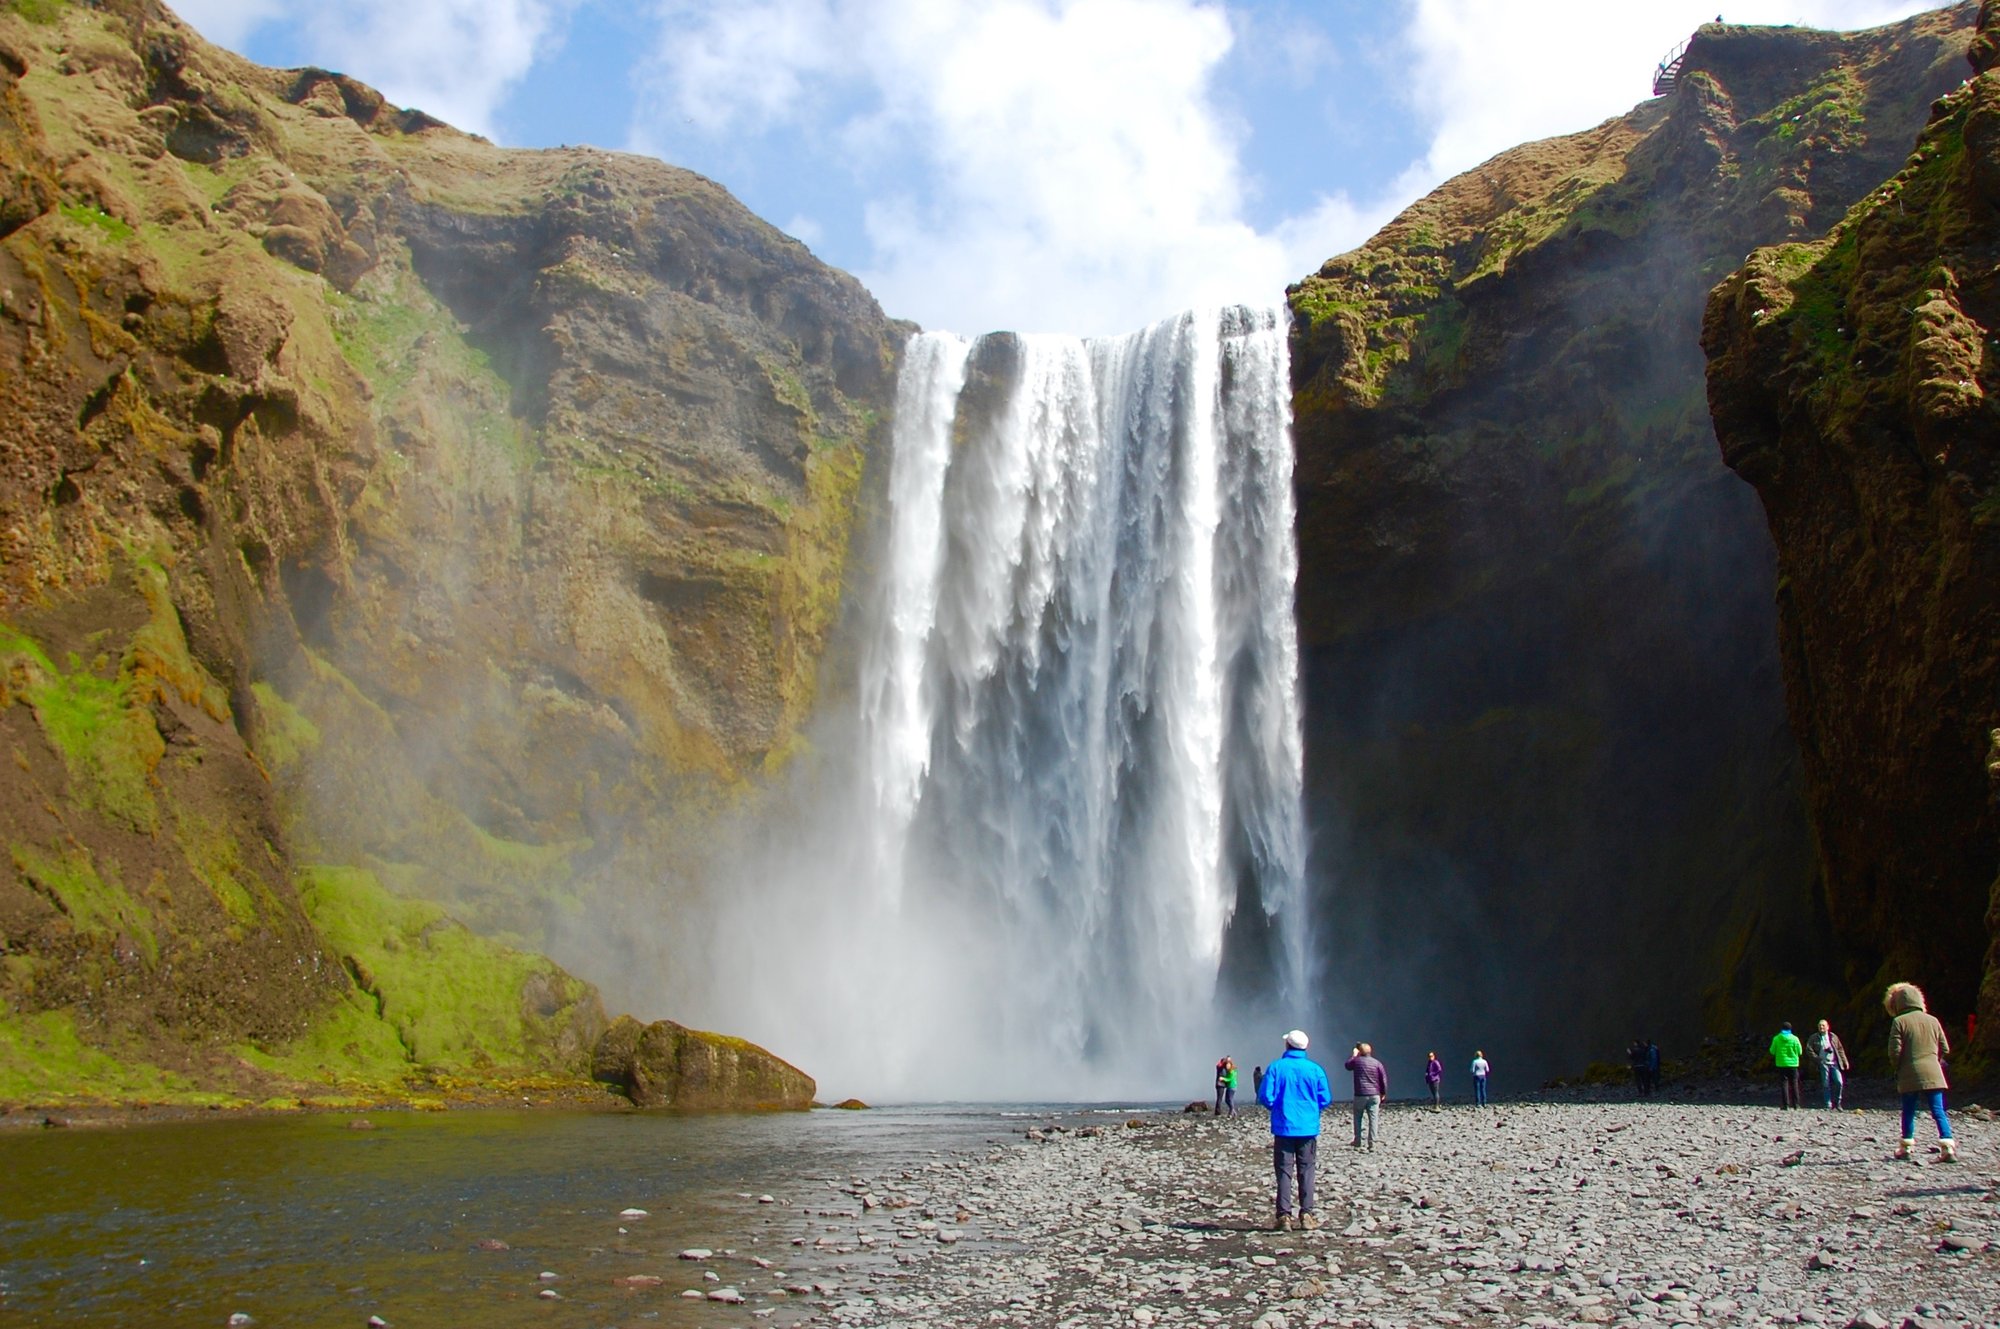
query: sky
173 0 1946 336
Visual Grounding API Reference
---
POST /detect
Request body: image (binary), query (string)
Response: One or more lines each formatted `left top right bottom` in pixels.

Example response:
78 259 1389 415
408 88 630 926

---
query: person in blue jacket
1256 1028 1332 1231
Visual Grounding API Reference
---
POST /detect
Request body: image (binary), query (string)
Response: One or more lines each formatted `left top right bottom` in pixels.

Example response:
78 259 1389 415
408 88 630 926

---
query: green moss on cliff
0 624 163 833
250 680 321 770
0 1008 222 1105
9 841 158 966
243 865 598 1085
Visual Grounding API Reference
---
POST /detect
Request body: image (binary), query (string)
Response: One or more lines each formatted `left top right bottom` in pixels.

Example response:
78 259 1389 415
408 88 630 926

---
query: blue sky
176 0 1943 335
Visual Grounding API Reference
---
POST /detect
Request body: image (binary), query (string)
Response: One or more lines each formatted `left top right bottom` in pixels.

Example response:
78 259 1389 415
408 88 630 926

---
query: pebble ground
691 1098 1999 1329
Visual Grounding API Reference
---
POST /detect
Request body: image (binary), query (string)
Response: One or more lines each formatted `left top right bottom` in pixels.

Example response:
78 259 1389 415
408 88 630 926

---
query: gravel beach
694 1098 1999 1329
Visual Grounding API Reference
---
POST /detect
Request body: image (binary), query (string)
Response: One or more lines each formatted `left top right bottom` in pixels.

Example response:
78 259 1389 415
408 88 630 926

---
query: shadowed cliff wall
1706 1 2000 1067
1285 6 1975 1079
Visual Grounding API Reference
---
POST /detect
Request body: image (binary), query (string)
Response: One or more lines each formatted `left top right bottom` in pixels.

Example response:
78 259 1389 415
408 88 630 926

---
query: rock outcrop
0 0 885 1102
592 1014 814 1110
1285 6 1975 1072
1705 7 2000 1057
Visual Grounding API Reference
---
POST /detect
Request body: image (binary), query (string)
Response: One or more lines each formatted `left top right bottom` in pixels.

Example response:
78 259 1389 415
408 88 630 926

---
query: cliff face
1705 3 2000 1061
0 0 898 1101
1285 6 1974 1074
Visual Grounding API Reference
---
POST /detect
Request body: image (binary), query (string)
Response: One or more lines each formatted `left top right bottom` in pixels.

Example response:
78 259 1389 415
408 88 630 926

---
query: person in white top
1469 1051 1491 1107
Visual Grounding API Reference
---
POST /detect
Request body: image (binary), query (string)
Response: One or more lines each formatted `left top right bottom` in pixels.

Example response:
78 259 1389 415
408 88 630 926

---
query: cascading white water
848 305 1310 1094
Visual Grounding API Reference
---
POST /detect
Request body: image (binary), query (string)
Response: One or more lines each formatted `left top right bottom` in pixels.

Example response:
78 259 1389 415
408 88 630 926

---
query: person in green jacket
1214 1056 1238 1116
1769 1022 1804 1109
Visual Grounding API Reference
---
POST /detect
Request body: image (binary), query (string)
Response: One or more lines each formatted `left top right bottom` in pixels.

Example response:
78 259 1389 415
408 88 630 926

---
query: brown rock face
1285 6 1974 1074
0 0 888 1090
593 1014 815 1110
1704 13 2000 1054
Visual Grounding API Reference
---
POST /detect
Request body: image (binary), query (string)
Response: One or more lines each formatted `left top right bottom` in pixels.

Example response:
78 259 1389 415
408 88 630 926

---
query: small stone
679 1248 713 1260
228 1316 252 1327
708 1287 745 1304
537 1289 561 1301
759 1194 776 1204
621 1275 665 1287
537 1271 558 1281
1842 1314 1889 1329
620 1208 649 1218
681 1290 704 1299
366 1318 389 1329
1937 1234 1978 1253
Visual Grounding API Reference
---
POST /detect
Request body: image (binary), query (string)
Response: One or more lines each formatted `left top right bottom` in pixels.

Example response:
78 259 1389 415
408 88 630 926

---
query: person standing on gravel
1424 1052 1443 1110
1258 1030 1331 1231
1646 1040 1661 1095
1344 1042 1389 1149
1470 1050 1491 1106
1214 1056 1238 1116
1884 983 1956 1162
1810 1019 1849 1110
1769 1022 1804 1108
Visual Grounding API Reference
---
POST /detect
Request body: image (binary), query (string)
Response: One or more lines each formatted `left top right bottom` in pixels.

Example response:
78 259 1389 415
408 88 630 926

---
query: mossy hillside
241 865 604 1086
0 1006 230 1106
0 0 890 1103
0 620 163 832
9 839 158 965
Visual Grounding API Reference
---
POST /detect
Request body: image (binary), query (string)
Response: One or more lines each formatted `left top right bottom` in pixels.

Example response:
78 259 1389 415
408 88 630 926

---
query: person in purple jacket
1345 1042 1389 1150
1424 1051 1443 1111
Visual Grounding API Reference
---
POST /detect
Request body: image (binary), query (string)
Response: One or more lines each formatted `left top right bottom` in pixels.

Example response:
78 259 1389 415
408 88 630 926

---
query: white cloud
294 0 578 138
635 0 1385 336
170 0 289 48
1398 0 1944 188
172 0 578 140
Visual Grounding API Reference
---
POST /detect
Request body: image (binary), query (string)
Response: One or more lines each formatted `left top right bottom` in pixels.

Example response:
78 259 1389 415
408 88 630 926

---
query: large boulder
593 1015 814 1110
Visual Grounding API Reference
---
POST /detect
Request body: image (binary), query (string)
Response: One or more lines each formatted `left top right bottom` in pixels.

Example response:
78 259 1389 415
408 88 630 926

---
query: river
0 1104 1146 1327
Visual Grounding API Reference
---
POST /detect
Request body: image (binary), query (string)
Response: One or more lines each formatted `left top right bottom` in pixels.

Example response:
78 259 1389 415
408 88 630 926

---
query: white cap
1284 1029 1309 1049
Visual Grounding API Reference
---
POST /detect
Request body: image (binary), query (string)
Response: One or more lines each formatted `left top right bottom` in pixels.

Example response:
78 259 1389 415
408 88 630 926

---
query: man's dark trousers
1273 1136 1317 1217
1778 1067 1800 1109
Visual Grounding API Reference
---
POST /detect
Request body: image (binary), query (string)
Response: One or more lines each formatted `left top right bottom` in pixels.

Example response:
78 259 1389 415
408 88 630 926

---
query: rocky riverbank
667 1100 1999 1329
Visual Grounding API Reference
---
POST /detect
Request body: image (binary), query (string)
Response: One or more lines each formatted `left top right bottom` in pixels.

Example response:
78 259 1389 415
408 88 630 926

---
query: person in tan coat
1884 982 1956 1162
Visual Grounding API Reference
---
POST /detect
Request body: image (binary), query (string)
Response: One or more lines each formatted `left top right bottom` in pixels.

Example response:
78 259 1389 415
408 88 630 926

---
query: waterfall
848 305 1309 1095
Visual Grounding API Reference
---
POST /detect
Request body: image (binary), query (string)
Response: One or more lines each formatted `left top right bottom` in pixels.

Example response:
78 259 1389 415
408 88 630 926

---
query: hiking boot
1300 1212 1322 1231
1895 1137 1914 1161
1273 1214 1294 1232
1940 1138 1958 1163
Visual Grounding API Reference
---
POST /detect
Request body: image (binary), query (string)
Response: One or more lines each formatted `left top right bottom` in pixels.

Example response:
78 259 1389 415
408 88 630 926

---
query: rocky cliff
1705 2 2000 1065
0 0 899 1104
1285 6 1975 1074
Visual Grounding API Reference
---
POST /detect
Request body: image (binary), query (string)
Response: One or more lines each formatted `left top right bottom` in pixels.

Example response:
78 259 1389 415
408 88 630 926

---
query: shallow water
0 1104 1121 1328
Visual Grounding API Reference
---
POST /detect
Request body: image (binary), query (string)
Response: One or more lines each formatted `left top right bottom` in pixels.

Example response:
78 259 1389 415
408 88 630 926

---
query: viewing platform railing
1653 38 1690 96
